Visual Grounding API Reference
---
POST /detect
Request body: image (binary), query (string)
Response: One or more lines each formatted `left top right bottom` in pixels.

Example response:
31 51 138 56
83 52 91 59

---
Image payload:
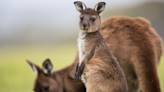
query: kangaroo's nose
83 24 87 28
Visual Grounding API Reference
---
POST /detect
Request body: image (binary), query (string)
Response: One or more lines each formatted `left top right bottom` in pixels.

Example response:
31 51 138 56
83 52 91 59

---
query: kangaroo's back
101 16 162 92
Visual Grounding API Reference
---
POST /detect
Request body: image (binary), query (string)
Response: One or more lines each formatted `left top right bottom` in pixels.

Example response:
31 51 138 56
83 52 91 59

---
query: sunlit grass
159 52 164 92
0 44 163 92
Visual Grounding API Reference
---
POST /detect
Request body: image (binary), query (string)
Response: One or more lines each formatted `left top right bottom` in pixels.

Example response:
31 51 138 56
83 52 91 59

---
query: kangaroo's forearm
83 51 94 64
74 48 95 80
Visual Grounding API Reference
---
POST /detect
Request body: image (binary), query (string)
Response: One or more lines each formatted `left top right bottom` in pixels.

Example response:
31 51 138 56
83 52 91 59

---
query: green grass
0 44 78 92
0 44 163 92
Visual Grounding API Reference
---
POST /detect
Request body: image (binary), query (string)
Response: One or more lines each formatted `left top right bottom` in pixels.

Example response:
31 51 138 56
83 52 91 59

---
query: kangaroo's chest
78 37 88 65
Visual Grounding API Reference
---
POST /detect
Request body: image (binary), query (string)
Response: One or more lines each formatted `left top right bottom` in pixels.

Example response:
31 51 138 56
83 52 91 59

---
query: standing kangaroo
73 2 127 92
26 57 86 92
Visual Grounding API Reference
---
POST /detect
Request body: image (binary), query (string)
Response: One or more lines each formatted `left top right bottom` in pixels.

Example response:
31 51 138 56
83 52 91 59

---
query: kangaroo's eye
44 86 49 91
80 17 83 21
91 18 95 22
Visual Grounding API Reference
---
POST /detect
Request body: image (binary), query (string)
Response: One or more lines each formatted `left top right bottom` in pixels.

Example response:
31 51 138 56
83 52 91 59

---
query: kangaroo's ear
42 59 54 76
94 2 106 14
74 1 87 13
26 60 41 75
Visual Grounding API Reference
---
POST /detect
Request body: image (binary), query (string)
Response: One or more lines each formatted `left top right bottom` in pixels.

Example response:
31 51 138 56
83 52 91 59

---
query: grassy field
0 44 163 92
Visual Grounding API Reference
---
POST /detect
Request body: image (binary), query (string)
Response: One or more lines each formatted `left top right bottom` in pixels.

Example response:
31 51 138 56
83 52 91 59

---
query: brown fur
74 2 127 92
28 5 162 92
100 16 163 92
27 56 86 92
82 8 98 15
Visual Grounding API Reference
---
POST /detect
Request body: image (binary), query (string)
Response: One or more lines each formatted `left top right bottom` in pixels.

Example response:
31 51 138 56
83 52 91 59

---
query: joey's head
26 59 62 92
74 1 106 33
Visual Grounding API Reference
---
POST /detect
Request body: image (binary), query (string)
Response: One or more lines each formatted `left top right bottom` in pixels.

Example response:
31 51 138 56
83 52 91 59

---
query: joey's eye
44 86 49 91
91 18 95 22
80 17 83 21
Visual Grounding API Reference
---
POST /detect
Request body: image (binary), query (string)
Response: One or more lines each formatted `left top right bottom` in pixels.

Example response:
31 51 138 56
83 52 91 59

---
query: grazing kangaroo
73 2 127 92
26 57 86 92
100 16 163 92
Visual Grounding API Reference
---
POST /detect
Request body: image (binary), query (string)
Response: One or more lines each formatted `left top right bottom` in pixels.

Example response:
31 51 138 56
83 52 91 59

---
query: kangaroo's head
26 59 62 92
74 1 106 33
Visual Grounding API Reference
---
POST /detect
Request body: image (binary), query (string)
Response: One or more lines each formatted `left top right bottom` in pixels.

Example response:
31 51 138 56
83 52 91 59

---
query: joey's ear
94 2 106 14
42 59 54 75
74 1 87 13
26 60 41 75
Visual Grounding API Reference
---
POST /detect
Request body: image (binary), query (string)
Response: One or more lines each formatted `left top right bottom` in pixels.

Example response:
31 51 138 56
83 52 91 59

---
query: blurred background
0 0 164 92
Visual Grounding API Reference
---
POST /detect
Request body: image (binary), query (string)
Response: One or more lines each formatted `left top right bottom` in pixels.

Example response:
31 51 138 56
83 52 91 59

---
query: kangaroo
26 57 86 92
27 6 162 92
27 17 162 92
100 16 163 92
73 2 127 92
